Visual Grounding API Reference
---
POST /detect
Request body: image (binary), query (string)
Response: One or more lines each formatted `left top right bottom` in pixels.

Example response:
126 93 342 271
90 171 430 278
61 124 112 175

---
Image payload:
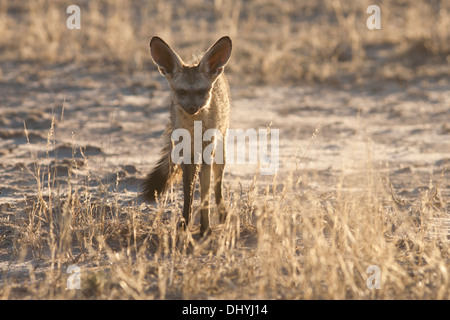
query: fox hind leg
213 161 227 224
180 163 198 230
199 162 212 236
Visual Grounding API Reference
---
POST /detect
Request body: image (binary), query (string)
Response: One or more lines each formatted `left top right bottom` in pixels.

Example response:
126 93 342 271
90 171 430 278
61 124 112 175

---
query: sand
0 59 449 297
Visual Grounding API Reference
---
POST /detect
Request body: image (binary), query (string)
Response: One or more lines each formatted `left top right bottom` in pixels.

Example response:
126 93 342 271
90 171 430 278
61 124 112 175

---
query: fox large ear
150 36 183 78
199 36 232 79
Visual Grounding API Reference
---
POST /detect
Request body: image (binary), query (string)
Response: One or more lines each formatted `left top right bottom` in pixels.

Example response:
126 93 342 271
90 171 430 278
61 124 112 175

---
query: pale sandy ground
0 60 449 292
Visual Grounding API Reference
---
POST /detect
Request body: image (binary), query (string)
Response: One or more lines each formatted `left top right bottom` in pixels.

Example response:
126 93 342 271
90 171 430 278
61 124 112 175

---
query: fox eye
196 89 209 96
177 89 188 97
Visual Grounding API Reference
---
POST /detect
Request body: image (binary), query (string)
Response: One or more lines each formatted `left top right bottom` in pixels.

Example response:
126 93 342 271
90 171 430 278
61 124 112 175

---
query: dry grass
1 113 448 300
0 0 449 300
0 0 449 85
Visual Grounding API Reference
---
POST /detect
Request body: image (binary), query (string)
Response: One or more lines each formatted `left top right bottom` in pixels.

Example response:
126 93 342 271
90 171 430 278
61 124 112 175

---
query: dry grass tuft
1 115 448 299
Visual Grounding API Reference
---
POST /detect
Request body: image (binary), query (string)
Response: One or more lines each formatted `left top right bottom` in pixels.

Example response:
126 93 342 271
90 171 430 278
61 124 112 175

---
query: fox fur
141 36 232 236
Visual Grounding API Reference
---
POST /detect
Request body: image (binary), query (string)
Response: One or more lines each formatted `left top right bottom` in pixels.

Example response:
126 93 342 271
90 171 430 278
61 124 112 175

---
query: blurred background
0 0 449 87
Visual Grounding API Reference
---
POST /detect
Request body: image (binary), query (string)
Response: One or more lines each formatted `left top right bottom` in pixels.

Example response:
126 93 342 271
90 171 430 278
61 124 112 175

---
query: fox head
150 36 232 115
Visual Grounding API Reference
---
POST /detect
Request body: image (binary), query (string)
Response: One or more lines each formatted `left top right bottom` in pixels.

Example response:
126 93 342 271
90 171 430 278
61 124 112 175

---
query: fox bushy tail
140 135 178 202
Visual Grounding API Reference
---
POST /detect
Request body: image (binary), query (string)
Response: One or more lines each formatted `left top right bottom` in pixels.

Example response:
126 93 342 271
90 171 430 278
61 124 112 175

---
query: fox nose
188 106 197 114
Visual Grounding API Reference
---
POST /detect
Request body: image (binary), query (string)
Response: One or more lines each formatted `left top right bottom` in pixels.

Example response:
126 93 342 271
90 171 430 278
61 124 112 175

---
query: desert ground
0 0 449 299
